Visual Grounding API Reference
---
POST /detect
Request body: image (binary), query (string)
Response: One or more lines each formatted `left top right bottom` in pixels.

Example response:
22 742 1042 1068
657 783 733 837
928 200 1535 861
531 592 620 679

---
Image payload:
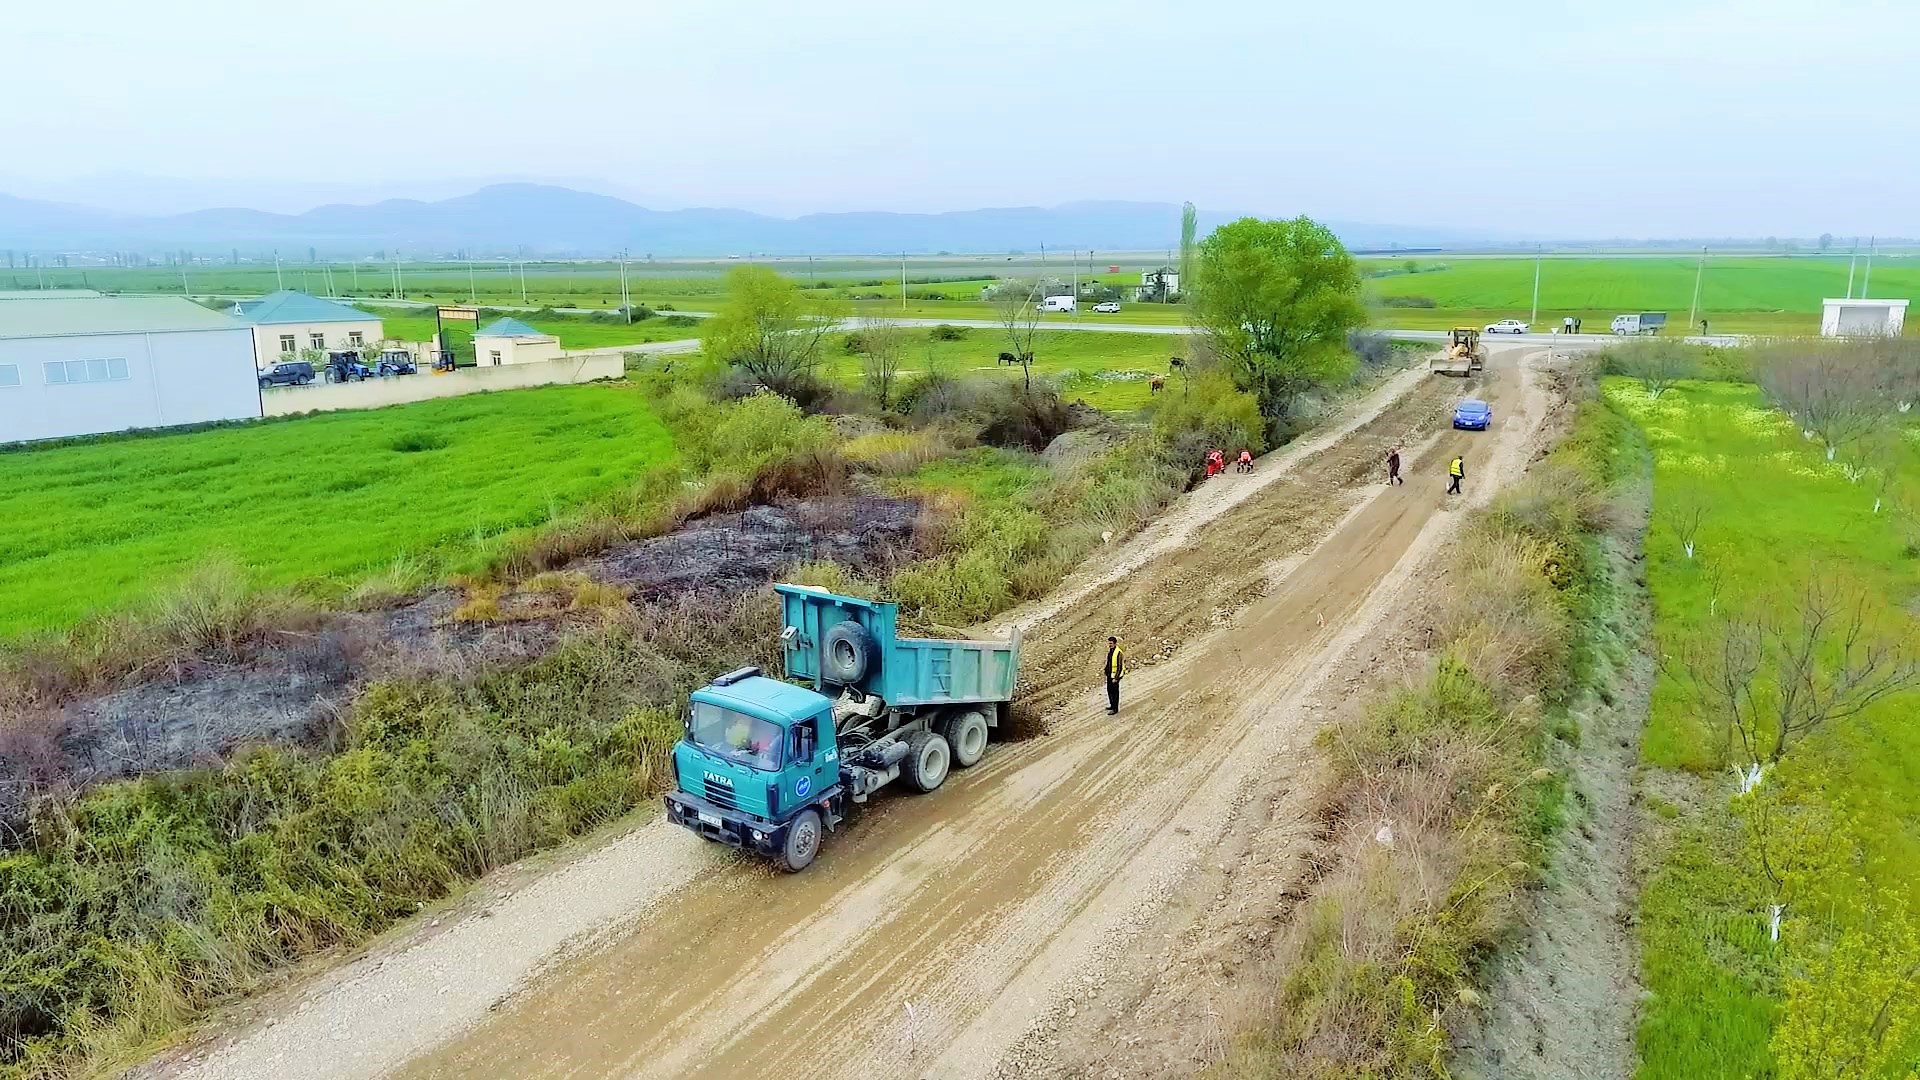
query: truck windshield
688 702 783 771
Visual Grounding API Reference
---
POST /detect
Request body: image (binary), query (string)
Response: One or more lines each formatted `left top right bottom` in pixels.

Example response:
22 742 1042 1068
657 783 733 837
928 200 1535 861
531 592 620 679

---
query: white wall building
230 291 384 368
1820 298 1908 338
473 317 563 366
0 296 261 444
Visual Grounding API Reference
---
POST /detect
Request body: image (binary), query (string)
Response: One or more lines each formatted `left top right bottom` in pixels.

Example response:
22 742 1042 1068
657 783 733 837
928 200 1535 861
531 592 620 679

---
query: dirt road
166 347 1553 1080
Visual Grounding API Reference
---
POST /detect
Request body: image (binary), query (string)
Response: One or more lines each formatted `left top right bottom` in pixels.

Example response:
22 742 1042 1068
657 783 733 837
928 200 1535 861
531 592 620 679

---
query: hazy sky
8 0 1916 236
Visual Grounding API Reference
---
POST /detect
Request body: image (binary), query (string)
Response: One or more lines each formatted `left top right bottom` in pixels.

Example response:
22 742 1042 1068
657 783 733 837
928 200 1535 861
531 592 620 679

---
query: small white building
230 291 384 367
473 317 562 366
1820 298 1908 338
0 296 261 444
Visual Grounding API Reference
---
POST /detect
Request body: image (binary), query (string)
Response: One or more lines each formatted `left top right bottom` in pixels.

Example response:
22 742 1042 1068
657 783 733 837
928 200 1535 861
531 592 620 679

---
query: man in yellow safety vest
1447 455 1465 495
1104 636 1125 715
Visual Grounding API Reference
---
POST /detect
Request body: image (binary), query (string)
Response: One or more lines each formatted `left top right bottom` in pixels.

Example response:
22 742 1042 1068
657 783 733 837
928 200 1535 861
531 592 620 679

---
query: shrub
1346 329 1396 370
663 314 698 328
928 324 967 341
971 379 1075 451
1150 370 1266 463
1376 294 1438 308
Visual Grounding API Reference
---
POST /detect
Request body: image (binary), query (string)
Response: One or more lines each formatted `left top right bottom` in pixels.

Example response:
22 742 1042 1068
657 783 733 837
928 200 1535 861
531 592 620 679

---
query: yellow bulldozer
1430 327 1485 377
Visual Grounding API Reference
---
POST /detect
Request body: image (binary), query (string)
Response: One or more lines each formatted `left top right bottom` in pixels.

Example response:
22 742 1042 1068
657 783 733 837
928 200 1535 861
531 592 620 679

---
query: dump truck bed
775 584 1019 707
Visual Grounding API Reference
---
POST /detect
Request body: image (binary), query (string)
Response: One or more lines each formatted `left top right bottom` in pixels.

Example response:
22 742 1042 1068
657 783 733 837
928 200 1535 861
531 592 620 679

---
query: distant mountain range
0 184 1494 257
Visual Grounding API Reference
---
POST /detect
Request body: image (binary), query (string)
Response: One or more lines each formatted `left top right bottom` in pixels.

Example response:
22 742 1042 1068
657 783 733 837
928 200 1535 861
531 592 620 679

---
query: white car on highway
1484 319 1530 334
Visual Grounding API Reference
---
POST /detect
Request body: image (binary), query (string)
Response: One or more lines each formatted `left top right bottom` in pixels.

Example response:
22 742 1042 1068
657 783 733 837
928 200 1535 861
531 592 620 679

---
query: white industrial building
230 291 384 367
473 317 563 366
0 296 261 444
1820 298 1908 338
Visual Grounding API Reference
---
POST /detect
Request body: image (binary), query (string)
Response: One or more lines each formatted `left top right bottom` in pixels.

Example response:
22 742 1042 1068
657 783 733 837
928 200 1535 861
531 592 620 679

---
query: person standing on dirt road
1104 636 1125 715
1387 446 1404 486
1447 454 1465 495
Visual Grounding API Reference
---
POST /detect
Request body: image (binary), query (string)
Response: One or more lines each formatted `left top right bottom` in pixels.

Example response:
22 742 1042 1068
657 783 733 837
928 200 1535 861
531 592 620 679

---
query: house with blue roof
474 316 562 366
229 291 384 369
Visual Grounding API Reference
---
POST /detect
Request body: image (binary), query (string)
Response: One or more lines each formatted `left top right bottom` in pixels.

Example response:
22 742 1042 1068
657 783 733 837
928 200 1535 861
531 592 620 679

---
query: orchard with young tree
1190 216 1367 426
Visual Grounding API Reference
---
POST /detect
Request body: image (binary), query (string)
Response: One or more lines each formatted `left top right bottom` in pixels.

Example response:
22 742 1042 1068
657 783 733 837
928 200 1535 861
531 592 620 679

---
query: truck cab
663 668 848 871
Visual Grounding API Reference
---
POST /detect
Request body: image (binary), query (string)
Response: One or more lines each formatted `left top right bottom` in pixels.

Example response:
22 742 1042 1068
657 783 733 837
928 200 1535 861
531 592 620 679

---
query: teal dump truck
662 584 1021 872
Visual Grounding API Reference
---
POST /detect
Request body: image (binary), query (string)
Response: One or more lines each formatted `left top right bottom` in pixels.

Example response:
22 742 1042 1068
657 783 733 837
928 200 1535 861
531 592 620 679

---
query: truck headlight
752 830 765 842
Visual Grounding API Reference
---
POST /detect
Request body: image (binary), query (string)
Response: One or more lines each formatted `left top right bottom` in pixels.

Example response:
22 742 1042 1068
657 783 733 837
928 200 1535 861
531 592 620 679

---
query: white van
1037 295 1076 313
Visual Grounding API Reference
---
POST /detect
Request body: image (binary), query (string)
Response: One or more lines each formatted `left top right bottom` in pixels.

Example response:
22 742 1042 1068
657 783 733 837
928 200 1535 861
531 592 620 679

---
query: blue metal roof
475 317 549 339
231 291 377 325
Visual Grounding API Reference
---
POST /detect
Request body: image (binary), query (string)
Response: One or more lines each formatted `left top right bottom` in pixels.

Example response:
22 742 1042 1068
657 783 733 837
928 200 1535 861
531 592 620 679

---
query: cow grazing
1149 376 1166 394
1168 356 1186 370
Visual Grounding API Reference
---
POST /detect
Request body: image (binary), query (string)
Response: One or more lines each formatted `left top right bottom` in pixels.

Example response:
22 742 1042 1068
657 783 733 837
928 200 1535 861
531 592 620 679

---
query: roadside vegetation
1211 378 1636 1077
1609 337 1920 1079
0 218 1401 1077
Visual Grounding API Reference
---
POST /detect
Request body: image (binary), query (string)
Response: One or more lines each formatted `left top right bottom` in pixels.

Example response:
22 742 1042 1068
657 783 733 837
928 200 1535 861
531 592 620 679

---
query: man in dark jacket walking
1104 636 1125 715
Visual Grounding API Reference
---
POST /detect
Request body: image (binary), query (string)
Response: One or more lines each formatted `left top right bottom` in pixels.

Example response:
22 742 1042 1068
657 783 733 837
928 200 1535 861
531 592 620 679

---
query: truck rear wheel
904 731 950 793
779 809 823 873
947 709 990 768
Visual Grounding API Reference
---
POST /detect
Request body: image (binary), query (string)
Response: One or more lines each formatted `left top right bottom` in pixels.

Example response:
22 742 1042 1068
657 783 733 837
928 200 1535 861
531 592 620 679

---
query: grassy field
1612 378 1920 1078
821 328 1189 413
375 310 704 348
0 384 676 639
29 253 1915 337
1364 255 1920 336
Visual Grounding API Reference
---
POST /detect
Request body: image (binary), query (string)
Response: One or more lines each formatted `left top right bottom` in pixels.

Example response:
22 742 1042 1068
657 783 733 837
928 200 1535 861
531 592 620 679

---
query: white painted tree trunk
1826 443 1838 461
1875 497 1883 514
1684 541 1696 559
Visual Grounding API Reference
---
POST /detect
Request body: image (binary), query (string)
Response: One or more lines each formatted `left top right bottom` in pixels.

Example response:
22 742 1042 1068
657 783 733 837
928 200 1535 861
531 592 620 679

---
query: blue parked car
1453 399 1492 430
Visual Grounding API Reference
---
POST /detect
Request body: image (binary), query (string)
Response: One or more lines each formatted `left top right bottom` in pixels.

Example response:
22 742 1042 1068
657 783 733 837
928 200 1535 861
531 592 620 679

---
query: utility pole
1688 246 1706 329
468 260 477 304
900 251 907 312
274 250 284 290
1847 240 1858 298
1071 248 1079 318
519 261 528 305
1529 246 1542 326
1862 236 1876 297
179 263 191 299
620 254 631 323
351 261 358 292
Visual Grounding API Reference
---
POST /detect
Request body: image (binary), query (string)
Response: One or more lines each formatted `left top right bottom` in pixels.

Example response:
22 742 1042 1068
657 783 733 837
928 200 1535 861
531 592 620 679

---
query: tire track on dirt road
379 351 1544 1080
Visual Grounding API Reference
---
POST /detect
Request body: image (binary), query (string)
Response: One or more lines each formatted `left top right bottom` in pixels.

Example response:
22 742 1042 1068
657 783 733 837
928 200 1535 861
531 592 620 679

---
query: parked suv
258 361 316 388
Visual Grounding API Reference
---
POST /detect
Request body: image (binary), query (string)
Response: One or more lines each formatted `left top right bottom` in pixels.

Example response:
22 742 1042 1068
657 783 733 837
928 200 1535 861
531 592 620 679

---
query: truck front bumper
663 791 785 856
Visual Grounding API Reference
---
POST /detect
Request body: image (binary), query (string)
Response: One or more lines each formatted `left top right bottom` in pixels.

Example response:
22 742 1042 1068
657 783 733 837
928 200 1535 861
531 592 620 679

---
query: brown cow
1149 375 1166 394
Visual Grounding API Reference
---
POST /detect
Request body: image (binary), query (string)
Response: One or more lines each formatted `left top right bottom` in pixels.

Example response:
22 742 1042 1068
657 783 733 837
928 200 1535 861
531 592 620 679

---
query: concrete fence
262 350 628 417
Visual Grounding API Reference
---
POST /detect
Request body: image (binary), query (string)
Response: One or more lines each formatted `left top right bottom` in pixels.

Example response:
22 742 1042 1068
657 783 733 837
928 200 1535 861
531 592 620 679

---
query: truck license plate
698 812 722 828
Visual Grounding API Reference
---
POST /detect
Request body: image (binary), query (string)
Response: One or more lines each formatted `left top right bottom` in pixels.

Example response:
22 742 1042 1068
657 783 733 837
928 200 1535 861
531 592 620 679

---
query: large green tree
1191 216 1366 422
703 265 846 399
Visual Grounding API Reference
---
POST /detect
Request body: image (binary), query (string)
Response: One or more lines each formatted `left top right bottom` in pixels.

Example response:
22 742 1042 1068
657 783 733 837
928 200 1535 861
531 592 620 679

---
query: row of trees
703 216 1371 442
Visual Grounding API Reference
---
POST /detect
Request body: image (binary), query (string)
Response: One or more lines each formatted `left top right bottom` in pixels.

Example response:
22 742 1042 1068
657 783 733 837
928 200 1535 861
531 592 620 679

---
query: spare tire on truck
821 620 877 685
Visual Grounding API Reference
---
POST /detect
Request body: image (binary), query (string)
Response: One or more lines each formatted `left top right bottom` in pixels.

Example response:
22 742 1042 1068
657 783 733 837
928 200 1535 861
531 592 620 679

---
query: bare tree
1679 577 1920 765
1756 341 1893 462
1861 429 1905 514
993 277 1043 396
1613 339 1697 399
1666 484 1709 559
857 317 909 409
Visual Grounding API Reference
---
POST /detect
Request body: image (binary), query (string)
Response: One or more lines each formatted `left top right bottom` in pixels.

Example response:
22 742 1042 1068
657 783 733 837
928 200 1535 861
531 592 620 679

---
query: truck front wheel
947 710 990 768
780 809 823 873
904 731 951 793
